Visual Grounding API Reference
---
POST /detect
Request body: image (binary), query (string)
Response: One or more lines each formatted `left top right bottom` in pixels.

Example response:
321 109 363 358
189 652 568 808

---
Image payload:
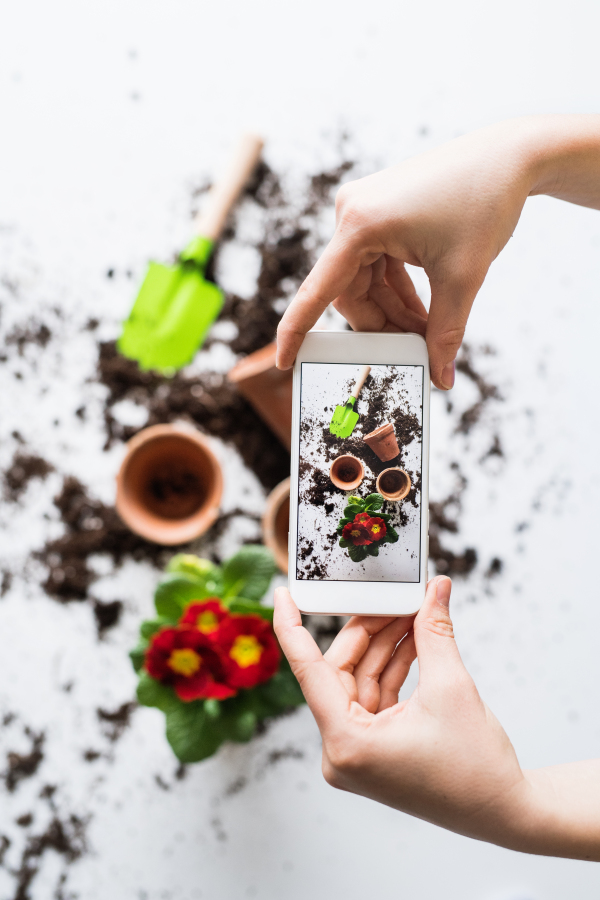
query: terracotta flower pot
363 422 399 461
227 342 293 450
116 424 223 545
262 477 290 573
329 454 365 491
376 467 411 502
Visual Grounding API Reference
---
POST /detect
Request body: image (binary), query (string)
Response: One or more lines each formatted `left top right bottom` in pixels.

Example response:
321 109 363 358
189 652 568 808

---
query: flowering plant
337 493 399 563
130 546 304 763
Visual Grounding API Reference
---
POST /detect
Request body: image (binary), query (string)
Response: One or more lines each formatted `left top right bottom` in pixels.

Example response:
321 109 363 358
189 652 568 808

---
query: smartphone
288 331 430 616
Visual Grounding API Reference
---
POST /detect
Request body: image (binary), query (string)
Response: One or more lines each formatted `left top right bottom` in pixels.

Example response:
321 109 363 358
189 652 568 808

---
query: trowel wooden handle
194 133 264 241
351 365 371 398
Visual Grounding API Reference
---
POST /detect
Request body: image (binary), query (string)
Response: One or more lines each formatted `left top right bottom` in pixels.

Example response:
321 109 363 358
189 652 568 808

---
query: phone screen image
296 362 424 583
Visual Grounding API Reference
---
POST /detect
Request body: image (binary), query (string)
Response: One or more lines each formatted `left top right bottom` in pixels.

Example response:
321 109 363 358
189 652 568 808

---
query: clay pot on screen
262 477 290 573
363 423 399 462
329 454 365 491
376 467 411 502
227 342 293 450
116 424 223 545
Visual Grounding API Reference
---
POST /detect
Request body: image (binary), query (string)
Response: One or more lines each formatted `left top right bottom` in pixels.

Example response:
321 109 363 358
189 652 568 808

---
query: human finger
412 577 465 690
276 232 365 369
377 630 417 712
353 616 415 712
425 268 483 390
324 614 396 683
273 588 351 730
384 257 429 320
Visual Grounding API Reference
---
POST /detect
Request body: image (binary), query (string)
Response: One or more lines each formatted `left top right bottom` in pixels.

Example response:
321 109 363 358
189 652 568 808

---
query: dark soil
455 344 502 435
4 730 45 793
5 320 52 356
96 701 137 742
9 813 88 900
92 599 123 637
35 476 172 602
3 452 54 503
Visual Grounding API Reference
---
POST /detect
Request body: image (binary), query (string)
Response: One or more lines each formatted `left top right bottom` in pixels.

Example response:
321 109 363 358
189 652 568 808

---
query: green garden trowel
329 365 371 438
118 133 264 373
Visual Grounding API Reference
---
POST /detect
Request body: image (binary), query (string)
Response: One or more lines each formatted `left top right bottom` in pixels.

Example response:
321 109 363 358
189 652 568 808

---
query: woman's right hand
276 115 600 390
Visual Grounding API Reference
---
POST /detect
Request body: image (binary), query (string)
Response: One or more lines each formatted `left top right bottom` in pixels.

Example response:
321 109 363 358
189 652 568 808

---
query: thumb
426 269 483 390
276 230 362 369
413 576 465 686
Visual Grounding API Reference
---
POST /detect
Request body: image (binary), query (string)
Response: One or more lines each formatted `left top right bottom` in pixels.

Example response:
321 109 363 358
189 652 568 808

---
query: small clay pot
262 477 290 573
116 424 223 545
227 342 293 450
329 454 364 491
376 467 411 502
363 423 399 462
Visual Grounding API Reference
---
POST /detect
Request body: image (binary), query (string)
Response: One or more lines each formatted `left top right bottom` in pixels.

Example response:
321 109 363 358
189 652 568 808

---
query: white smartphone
288 331 430 616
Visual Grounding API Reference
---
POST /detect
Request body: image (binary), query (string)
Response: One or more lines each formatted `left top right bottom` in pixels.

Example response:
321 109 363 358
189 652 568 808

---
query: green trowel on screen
118 133 263 373
329 365 371 438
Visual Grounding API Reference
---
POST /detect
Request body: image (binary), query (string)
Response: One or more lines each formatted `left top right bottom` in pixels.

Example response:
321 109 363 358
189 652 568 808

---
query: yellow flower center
196 610 219 634
168 648 201 677
229 634 263 669
370 523 381 534
351 528 361 538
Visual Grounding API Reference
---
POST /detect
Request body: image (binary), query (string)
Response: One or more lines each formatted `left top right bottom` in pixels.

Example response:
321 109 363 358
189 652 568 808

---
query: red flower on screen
342 521 372 546
366 517 387 542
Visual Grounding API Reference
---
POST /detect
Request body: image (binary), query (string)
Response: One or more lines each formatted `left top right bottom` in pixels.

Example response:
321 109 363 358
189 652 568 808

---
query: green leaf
258 660 305 709
137 672 177 711
344 503 363 519
204 698 221 719
366 543 380 557
336 517 352 535
228 598 274 622
165 554 223 595
221 545 276 603
129 641 148 673
348 544 368 563
347 495 363 506
165 701 224 763
338 537 349 548
154 574 209 621
364 493 384 511
377 513 392 523
140 618 171 640
385 524 399 543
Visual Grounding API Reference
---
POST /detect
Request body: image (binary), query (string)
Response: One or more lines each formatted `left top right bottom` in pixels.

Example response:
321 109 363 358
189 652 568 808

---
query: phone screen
296 362 424 583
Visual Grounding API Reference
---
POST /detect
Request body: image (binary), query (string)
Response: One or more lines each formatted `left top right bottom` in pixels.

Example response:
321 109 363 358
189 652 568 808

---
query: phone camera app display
297 363 423 582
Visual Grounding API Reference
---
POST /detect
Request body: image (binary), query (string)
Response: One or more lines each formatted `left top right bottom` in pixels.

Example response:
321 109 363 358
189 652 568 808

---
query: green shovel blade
118 237 223 374
329 396 359 438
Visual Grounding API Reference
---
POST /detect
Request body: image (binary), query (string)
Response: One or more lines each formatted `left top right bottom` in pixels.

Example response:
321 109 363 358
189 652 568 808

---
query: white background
1 2 600 899
297 363 422 582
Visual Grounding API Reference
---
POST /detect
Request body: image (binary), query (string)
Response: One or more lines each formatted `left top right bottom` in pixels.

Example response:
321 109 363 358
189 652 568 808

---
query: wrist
510 113 600 201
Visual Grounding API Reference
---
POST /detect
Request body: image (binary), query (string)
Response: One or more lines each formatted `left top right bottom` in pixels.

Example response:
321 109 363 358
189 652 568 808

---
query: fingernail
441 360 455 390
436 577 451 609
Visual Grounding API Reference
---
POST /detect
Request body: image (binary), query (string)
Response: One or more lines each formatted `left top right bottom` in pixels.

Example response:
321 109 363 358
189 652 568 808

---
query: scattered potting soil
4 729 45 793
5 320 52 356
96 701 137 743
455 344 502 435
7 812 88 900
36 476 171 602
3 451 54 503
92 599 123 637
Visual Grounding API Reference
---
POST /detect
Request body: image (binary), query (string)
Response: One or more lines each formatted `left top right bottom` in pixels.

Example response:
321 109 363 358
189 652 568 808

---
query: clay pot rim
376 467 411 502
227 342 277 383
262 477 290 574
329 453 365 491
364 422 394 440
115 423 223 546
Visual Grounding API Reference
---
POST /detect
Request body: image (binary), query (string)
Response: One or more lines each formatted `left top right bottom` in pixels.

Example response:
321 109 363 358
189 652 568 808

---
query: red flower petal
354 512 371 524
180 598 229 636
216 615 281 690
366 517 387 541
145 625 236 701
342 521 372 546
